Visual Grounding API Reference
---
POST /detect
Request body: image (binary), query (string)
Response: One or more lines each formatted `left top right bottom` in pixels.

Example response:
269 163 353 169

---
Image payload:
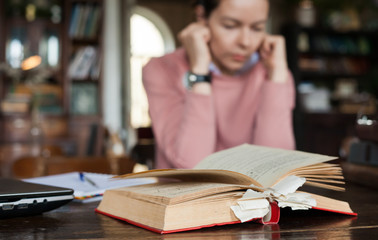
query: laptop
0 178 74 218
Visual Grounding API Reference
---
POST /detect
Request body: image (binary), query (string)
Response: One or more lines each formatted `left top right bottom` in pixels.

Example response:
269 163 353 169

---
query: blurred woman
143 0 295 169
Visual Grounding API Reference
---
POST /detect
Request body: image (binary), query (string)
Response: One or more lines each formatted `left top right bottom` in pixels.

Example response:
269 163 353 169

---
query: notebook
0 178 74 218
24 172 156 203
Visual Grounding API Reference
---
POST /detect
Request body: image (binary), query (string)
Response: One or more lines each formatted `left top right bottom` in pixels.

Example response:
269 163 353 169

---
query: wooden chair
12 127 136 179
11 156 46 179
12 155 136 179
130 127 155 170
0 144 64 178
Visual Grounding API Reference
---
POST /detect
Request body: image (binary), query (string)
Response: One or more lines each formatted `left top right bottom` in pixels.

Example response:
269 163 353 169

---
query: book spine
69 3 80 38
89 6 101 38
256 201 280 225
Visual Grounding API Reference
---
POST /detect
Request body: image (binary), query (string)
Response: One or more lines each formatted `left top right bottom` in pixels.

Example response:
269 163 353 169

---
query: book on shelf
299 56 369 75
68 46 98 80
96 144 357 234
76 3 91 38
33 84 63 114
87 5 101 38
70 82 98 115
0 93 31 113
69 3 101 39
68 3 80 37
88 50 102 79
309 34 371 55
1 100 29 113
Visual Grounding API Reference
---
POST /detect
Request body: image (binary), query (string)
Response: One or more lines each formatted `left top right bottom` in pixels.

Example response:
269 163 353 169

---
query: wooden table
1 181 377 239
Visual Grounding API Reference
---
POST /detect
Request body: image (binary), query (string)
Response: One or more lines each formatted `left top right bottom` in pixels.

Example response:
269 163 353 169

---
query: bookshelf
283 23 378 156
63 0 103 118
284 24 376 90
0 0 104 175
63 0 104 158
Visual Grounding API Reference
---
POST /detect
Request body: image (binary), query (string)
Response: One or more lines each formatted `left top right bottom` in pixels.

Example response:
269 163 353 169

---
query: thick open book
96 144 357 233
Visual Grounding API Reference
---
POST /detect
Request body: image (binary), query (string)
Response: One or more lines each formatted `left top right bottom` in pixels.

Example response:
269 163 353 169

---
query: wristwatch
186 72 211 89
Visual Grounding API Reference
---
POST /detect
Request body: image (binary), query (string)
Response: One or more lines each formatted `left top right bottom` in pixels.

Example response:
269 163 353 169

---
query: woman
142 0 295 169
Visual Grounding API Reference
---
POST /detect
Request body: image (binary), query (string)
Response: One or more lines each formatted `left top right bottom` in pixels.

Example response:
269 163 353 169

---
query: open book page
286 163 345 191
301 191 356 215
112 182 255 205
288 163 343 177
194 144 336 188
115 169 261 186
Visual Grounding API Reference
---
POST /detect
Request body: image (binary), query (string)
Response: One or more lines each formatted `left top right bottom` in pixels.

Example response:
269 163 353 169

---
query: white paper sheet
231 176 317 222
24 172 156 202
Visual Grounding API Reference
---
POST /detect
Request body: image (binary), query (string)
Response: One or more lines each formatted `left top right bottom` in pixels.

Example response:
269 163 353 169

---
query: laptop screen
0 178 74 218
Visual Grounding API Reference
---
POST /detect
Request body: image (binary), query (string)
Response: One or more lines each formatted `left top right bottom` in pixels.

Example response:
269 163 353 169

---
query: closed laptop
0 178 74 218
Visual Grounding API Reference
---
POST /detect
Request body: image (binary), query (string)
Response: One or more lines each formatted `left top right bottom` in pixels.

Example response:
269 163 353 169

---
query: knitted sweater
142 48 295 169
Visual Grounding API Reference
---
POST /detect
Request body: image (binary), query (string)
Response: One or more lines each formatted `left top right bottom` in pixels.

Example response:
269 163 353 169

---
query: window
130 7 175 128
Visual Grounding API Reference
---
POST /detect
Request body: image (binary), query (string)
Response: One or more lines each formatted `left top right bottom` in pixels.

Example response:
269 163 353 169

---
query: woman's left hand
259 35 288 83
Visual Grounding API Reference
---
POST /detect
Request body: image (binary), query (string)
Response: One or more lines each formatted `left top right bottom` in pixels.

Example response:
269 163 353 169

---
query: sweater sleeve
253 71 296 150
142 56 217 169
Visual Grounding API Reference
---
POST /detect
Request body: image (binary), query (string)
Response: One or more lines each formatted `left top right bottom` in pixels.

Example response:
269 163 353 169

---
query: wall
137 0 194 46
103 0 123 132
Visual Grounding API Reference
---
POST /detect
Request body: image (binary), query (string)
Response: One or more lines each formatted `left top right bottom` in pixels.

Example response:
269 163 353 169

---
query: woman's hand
178 22 212 75
259 35 289 83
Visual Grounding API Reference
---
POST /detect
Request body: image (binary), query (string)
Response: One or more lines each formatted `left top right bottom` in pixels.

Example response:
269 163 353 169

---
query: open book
96 144 357 233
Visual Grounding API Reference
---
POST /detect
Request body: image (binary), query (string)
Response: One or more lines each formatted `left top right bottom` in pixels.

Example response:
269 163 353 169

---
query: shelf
70 38 99 45
0 0 104 158
298 55 370 78
71 78 100 82
293 24 375 58
299 71 368 80
299 51 372 58
301 111 357 118
6 18 62 26
70 0 102 3
284 23 377 156
297 26 377 36
0 112 30 118
71 115 102 121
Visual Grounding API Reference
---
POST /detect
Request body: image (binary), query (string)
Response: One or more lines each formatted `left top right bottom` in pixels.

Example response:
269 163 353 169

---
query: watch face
188 73 198 83
188 73 198 87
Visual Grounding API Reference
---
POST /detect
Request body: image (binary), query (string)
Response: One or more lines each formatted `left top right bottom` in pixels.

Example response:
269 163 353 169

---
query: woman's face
207 0 269 75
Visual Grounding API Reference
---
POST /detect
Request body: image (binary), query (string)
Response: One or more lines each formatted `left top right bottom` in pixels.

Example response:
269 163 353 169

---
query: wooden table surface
1 181 377 239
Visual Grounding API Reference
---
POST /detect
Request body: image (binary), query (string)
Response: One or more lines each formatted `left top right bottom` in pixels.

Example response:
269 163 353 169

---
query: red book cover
312 206 358 216
95 202 281 234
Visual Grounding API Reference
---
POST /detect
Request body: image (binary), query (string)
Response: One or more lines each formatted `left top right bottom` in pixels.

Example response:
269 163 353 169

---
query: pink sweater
143 48 295 169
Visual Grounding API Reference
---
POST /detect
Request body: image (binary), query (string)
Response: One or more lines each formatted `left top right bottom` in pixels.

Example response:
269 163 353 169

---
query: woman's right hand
178 22 212 75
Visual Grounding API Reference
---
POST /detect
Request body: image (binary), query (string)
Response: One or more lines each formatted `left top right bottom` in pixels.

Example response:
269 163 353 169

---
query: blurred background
0 0 377 179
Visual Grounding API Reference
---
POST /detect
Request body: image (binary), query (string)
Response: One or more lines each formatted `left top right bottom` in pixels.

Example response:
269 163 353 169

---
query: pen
79 172 99 188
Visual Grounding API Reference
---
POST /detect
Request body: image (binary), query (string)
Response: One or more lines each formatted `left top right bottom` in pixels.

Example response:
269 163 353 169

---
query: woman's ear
194 4 206 22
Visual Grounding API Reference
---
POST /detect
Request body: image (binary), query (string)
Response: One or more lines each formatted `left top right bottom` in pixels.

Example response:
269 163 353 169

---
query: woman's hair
193 0 269 18
192 0 220 18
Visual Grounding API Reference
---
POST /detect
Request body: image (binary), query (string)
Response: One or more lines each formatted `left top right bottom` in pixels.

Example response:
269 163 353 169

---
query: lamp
21 55 42 71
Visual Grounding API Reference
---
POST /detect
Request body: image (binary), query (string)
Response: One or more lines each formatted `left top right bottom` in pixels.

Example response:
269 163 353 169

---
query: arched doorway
130 6 175 128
